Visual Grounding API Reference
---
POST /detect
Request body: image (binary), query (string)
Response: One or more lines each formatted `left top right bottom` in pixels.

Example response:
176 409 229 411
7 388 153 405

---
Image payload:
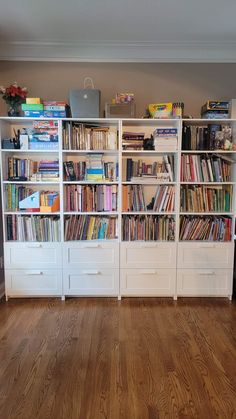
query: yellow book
87 217 95 240
26 97 41 104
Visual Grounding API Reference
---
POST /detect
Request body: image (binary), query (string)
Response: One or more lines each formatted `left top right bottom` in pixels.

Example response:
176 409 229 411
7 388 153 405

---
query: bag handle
83 77 94 89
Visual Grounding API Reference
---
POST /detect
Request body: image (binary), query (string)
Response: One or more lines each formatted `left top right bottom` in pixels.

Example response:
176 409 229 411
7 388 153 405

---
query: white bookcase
0 117 235 300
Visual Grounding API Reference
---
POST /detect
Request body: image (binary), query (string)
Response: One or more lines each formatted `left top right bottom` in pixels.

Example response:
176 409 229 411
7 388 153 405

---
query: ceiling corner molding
0 40 236 62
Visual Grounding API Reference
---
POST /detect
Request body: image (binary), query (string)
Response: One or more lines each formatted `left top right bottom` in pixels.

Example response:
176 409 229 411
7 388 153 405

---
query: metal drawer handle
26 270 43 275
83 270 100 275
26 244 42 248
198 271 215 276
140 270 157 275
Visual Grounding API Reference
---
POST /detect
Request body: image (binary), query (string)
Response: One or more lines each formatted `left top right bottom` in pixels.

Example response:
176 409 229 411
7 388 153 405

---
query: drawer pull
140 244 157 248
83 270 100 275
140 270 156 275
199 245 216 249
82 244 100 249
198 271 215 276
26 244 42 248
26 270 43 275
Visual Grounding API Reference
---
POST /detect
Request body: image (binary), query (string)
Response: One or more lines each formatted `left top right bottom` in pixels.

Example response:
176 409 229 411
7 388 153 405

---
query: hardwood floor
0 297 235 419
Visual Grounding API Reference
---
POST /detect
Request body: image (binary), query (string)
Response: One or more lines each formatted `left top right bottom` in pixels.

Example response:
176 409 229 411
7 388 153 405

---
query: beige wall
1 61 236 117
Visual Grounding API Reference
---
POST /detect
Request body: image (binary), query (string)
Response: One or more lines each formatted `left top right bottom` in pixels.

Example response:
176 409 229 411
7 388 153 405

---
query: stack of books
122 131 145 150
86 154 104 181
201 101 229 119
22 98 67 118
153 128 178 151
64 159 118 182
30 160 59 182
22 98 44 118
43 101 67 118
29 120 59 150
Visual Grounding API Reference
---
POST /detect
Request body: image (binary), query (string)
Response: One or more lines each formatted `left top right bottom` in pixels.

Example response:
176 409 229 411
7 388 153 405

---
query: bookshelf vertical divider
0 117 234 300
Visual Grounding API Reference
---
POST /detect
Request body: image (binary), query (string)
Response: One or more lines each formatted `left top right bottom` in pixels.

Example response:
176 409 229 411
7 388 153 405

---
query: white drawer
63 268 119 296
4 243 62 269
120 268 176 296
5 269 62 297
120 242 176 269
177 242 234 269
63 242 119 268
177 269 232 297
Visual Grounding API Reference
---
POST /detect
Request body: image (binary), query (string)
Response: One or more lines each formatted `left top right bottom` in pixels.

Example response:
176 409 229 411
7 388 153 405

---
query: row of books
22 100 67 118
64 215 118 240
122 185 175 212
179 216 231 241
180 154 233 182
6 215 60 241
65 185 118 212
182 124 233 151
122 215 175 241
63 123 117 150
180 185 232 213
7 157 59 182
124 156 174 182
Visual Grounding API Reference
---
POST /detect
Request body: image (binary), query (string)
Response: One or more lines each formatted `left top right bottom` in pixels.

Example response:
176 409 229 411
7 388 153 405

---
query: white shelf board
63 181 118 185
1 149 59 153
64 211 119 215
3 181 60 185
4 211 61 215
180 212 234 216
181 150 236 154
122 211 176 215
180 181 235 185
62 149 118 154
122 181 176 185
122 150 178 154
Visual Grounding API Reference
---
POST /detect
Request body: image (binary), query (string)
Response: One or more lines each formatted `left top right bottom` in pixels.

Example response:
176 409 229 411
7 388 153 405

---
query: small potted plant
0 82 28 116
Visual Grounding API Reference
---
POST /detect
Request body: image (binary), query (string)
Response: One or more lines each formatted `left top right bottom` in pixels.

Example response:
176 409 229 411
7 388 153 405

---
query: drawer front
63 242 119 268
120 242 176 269
4 243 62 269
178 243 234 269
63 268 119 296
5 269 62 296
120 268 176 296
177 269 232 296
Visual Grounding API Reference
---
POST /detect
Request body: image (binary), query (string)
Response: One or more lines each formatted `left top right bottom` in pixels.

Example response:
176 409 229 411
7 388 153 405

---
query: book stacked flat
29 120 59 150
43 101 67 118
153 128 178 151
86 154 104 181
31 160 59 182
22 98 44 118
122 132 145 150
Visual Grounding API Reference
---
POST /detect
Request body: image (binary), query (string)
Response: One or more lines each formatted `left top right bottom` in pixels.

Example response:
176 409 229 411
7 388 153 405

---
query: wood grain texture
0 297 235 419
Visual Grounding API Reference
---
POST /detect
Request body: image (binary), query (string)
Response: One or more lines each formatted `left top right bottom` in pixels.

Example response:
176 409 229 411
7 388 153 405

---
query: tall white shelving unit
0 117 235 300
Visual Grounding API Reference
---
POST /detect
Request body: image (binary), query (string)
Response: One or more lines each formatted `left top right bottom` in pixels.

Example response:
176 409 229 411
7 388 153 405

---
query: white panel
120 268 175 296
121 242 176 268
63 242 119 268
4 243 62 269
5 269 62 296
177 269 232 296
63 268 119 296
178 243 234 269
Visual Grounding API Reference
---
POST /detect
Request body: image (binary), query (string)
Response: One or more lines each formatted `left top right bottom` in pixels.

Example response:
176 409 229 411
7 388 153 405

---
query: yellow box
26 97 41 105
148 103 172 118
40 196 60 213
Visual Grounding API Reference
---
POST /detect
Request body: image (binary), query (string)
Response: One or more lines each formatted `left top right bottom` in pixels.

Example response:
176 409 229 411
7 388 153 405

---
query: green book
21 103 44 111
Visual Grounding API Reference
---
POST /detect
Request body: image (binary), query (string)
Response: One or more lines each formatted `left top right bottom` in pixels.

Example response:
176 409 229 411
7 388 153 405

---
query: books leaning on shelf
65 185 118 212
64 215 118 240
179 215 232 241
180 154 234 182
122 215 175 241
5 185 59 212
182 123 233 151
122 185 175 212
63 122 117 150
124 156 174 182
180 185 232 212
6 215 60 241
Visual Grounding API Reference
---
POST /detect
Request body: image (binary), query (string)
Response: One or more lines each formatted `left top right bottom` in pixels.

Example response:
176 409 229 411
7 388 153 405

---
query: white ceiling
0 0 236 62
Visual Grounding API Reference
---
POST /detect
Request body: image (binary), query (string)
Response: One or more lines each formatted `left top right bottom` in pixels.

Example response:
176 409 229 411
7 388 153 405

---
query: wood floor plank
0 297 235 419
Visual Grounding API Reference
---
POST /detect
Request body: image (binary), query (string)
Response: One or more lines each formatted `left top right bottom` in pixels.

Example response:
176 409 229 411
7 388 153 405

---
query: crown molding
0 40 236 62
